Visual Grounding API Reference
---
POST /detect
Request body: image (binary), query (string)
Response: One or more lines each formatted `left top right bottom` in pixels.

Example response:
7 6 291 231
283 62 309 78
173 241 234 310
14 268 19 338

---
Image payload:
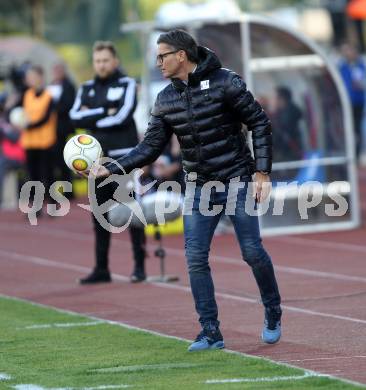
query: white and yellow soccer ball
63 134 102 172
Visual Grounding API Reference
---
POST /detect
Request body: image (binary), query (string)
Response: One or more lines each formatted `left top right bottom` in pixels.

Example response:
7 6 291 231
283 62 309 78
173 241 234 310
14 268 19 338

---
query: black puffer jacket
107 47 272 182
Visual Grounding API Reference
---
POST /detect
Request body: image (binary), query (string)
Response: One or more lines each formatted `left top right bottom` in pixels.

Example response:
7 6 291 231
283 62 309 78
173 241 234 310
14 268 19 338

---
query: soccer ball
9 106 28 128
63 134 102 172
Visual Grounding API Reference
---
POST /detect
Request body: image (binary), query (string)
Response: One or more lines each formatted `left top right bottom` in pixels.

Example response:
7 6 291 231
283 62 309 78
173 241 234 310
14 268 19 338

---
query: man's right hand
89 164 111 178
253 172 271 203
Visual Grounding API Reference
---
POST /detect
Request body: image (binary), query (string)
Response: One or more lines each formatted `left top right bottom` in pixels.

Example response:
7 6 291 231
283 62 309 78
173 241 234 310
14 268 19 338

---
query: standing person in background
69 41 147 284
22 65 57 217
339 43 366 161
90 30 282 351
271 86 303 163
49 63 76 198
321 0 349 47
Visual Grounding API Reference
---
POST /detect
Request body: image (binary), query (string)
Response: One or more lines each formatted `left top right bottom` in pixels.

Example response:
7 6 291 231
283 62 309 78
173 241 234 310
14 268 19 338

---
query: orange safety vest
21 88 57 150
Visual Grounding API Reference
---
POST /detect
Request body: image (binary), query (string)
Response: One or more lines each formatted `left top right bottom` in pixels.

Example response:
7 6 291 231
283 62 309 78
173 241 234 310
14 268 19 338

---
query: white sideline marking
152 281 366 325
80 386 132 390
148 239 366 284
94 362 201 373
1 222 366 284
0 248 128 281
14 385 132 390
163 246 366 284
2 295 365 389
1 249 366 326
152 282 366 325
21 321 102 330
0 373 11 380
204 372 328 384
282 355 366 363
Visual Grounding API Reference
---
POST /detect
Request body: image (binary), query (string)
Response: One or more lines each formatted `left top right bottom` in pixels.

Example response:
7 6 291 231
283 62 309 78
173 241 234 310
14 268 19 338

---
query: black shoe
130 270 146 283
79 269 111 284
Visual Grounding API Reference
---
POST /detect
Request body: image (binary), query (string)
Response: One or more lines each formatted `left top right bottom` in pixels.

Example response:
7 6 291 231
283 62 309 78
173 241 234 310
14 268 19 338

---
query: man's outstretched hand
90 164 111 178
77 164 111 179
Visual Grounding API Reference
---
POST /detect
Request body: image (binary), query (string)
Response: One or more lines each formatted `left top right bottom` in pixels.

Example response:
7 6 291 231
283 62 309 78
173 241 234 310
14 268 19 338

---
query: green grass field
0 296 363 390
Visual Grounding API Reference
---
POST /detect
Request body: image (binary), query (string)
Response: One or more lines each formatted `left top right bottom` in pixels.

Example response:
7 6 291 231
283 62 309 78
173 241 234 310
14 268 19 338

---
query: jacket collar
172 46 221 91
94 68 125 84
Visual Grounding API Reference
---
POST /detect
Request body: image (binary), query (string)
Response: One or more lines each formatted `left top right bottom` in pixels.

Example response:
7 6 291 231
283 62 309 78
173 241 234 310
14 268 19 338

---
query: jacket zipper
185 86 202 166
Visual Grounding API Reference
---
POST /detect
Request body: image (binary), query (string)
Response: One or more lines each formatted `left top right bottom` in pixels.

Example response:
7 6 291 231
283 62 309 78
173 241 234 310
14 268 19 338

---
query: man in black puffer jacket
92 30 282 350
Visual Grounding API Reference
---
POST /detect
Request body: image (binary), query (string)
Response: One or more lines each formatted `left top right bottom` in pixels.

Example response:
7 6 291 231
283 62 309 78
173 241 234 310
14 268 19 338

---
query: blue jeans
183 178 281 329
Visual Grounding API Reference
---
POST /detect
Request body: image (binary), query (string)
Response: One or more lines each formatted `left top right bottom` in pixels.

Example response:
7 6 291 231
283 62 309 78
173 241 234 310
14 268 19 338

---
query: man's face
156 43 182 79
93 49 118 79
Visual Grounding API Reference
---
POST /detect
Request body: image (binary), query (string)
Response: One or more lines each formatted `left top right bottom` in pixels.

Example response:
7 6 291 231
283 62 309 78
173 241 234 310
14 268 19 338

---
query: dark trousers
26 148 54 204
93 178 146 273
183 179 281 329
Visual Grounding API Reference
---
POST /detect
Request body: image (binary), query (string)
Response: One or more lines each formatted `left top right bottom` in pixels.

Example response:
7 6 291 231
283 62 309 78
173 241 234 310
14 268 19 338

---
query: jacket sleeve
224 72 272 173
69 85 106 129
95 77 137 129
105 98 173 174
